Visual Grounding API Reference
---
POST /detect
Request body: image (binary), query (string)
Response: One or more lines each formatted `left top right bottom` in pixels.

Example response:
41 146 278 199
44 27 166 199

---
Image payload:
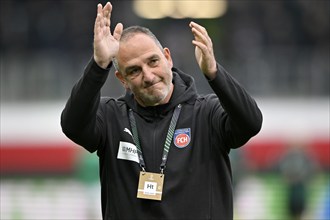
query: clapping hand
94 2 123 69
190 21 217 79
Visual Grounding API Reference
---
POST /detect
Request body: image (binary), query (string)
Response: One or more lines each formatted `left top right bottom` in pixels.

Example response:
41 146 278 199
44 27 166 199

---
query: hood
119 67 198 120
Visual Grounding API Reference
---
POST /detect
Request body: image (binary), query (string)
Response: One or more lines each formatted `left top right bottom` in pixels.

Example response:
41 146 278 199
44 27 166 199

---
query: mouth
144 81 161 89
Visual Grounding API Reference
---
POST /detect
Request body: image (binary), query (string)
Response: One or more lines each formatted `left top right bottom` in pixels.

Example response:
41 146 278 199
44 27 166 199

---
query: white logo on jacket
117 141 139 163
123 128 133 137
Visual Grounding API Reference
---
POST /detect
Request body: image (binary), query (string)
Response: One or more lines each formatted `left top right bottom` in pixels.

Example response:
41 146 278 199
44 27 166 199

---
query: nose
142 66 155 85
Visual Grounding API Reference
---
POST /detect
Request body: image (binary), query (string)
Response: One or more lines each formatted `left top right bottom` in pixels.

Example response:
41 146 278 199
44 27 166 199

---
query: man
61 2 262 220
279 143 316 220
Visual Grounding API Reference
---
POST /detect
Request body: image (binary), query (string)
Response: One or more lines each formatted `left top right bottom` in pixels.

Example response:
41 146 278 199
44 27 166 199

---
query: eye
129 68 141 75
125 68 141 79
149 58 159 67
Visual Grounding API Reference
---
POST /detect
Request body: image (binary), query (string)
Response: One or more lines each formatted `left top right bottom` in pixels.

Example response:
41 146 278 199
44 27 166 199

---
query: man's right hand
93 2 123 69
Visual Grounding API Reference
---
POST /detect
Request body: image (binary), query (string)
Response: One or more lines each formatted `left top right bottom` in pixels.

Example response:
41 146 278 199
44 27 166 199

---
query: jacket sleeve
61 58 110 153
208 63 263 149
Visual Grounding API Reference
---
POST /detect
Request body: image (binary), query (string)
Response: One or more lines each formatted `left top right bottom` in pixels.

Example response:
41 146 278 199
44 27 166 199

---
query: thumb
113 23 123 41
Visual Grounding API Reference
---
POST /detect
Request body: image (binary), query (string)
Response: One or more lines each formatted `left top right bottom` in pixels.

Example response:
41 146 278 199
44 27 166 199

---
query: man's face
115 33 174 107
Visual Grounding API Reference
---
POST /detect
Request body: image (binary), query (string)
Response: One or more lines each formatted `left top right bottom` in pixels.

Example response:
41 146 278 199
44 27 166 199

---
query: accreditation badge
137 171 164 201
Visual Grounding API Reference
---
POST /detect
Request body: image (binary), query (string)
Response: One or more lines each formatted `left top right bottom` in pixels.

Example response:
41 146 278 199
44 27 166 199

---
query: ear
115 71 129 89
163 47 173 68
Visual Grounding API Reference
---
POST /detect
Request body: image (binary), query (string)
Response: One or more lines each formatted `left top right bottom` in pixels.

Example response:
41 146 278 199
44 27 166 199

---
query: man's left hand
190 21 217 80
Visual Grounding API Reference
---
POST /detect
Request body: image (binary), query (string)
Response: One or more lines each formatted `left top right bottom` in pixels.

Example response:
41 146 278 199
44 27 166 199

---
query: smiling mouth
145 81 161 89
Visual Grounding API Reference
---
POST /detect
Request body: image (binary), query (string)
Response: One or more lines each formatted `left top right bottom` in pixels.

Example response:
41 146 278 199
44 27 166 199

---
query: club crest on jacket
173 128 191 148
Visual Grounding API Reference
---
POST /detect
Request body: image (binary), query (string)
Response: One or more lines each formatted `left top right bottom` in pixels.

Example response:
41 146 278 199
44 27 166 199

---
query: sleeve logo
173 128 191 148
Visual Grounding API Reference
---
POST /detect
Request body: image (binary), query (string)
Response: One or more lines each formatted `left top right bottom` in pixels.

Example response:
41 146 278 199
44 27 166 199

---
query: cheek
168 61 173 69
127 81 140 92
164 68 173 83
125 76 139 90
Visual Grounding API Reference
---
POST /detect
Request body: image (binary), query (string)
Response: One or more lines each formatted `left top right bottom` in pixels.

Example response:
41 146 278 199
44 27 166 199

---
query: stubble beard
137 82 172 107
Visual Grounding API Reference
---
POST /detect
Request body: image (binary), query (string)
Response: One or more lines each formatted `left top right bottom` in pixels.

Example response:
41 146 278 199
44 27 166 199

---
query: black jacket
61 58 262 220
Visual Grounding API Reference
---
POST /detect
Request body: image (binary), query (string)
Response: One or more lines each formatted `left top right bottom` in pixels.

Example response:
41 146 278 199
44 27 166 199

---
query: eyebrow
148 54 160 61
124 54 161 73
125 65 139 74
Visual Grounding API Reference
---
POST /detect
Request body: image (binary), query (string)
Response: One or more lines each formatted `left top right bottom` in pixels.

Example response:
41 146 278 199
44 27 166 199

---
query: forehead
120 32 157 47
117 34 163 65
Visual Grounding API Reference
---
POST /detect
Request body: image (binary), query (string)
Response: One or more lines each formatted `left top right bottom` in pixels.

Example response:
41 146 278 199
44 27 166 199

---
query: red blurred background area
1 100 329 175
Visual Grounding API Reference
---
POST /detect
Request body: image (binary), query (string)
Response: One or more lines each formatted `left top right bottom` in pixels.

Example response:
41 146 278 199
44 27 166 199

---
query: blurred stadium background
1 0 329 219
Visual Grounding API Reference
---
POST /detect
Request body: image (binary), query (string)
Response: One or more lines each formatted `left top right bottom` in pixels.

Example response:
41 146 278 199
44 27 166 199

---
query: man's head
114 26 174 107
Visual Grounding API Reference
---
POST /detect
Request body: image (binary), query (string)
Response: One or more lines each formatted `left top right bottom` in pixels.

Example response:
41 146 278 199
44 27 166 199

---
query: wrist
94 56 110 69
204 64 218 80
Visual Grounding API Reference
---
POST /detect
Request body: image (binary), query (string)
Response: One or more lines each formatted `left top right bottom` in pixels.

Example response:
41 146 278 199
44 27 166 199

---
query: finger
94 18 106 41
96 3 106 27
103 2 112 11
94 6 103 38
190 22 206 41
190 21 208 36
103 2 112 27
192 40 208 55
97 3 102 15
107 3 112 26
113 23 123 41
95 3 102 29
191 27 210 48
190 22 213 51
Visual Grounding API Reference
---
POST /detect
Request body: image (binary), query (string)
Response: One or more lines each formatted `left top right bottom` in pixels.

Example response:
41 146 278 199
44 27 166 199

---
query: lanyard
128 104 182 173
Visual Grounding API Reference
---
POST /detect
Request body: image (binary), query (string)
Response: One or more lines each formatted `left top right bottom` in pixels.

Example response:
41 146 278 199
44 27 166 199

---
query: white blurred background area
1 1 329 220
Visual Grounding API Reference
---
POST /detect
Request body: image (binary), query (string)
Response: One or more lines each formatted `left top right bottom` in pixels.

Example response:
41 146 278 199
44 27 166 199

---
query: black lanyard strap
128 104 182 173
